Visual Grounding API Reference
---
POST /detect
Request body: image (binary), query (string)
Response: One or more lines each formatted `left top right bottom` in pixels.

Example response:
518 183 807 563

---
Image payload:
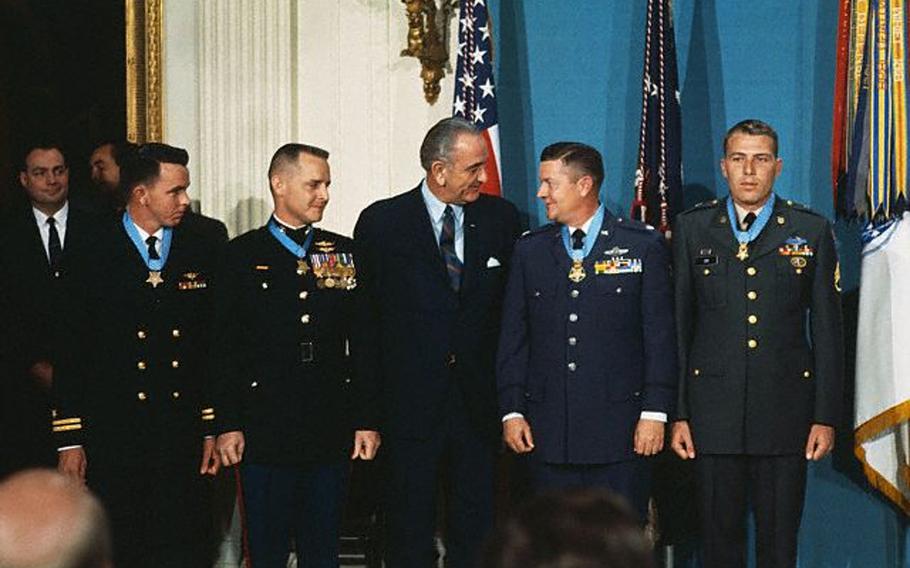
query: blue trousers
241 462 348 568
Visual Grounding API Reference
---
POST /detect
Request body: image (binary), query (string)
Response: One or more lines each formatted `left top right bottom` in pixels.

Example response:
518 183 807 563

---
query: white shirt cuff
502 412 524 422
640 411 667 423
57 445 82 452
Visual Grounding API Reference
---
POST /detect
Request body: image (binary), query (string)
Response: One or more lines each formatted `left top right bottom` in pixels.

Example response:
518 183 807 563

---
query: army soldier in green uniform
214 144 379 568
670 119 843 568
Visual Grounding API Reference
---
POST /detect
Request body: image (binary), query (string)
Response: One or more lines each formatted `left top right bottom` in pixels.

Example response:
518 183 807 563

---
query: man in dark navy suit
0 142 101 478
497 142 676 519
354 117 522 568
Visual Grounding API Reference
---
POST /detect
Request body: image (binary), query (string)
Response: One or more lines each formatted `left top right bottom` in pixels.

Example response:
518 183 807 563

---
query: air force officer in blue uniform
497 142 676 517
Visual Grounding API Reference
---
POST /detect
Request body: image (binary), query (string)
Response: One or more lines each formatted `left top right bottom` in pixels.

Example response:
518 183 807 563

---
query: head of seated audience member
481 488 654 568
0 469 112 568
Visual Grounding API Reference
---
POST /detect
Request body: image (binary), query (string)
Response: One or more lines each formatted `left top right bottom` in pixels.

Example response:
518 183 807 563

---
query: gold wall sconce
400 0 457 104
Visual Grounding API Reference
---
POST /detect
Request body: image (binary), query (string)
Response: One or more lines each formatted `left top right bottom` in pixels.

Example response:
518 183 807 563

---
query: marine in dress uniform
54 143 222 568
354 118 521 568
670 120 844 568
214 144 379 568
497 142 676 518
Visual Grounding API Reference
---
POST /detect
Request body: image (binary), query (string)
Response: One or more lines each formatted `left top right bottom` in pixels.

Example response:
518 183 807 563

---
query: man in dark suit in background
55 143 222 568
87 138 229 243
214 143 380 568
670 119 844 568
0 142 100 478
497 142 676 519
354 117 522 568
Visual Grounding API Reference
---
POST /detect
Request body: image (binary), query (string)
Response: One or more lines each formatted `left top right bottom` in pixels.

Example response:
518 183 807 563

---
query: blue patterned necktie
440 205 462 292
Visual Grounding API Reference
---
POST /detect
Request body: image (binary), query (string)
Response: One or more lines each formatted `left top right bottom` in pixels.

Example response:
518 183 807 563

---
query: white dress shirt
32 201 69 261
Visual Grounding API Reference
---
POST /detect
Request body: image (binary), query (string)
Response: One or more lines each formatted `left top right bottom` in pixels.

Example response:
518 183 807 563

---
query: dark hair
723 119 779 156
19 141 67 172
540 142 604 190
419 117 481 171
267 143 330 183
92 139 138 166
481 489 654 568
119 143 189 197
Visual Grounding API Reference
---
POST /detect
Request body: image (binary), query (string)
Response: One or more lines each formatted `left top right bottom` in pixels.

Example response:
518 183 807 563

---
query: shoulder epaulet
519 223 557 239
781 198 825 218
614 217 657 234
680 199 721 215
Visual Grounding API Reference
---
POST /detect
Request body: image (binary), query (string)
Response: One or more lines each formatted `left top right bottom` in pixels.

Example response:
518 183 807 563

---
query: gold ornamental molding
400 0 457 105
126 0 163 143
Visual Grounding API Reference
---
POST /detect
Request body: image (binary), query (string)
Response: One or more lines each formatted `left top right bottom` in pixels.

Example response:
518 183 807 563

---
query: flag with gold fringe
834 0 910 515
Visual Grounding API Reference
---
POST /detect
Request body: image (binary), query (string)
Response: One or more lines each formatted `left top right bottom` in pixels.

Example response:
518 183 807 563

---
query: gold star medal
736 242 749 261
146 270 164 288
568 260 586 282
296 259 310 276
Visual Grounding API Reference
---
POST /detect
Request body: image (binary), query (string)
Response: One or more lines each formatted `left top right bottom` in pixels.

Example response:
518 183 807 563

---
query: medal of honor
736 242 749 261
568 260 586 282
296 259 310 275
146 270 164 288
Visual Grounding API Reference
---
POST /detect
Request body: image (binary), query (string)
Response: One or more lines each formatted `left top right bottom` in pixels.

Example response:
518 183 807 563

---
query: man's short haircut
723 119 779 157
481 489 654 568
419 117 481 171
119 142 189 198
19 140 67 171
92 139 138 166
540 141 605 191
267 143 330 185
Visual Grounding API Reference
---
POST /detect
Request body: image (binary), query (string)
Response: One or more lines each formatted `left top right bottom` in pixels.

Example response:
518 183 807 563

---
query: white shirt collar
133 222 165 243
272 213 310 231
733 202 765 229
421 179 464 223
568 208 598 235
32 201 69 227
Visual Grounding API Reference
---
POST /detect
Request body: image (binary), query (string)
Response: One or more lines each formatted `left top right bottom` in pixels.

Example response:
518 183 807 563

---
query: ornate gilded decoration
400 0 456 104
126 0 163 143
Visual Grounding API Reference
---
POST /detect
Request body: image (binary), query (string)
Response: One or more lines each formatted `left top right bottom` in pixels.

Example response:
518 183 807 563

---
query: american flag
453 0 501 196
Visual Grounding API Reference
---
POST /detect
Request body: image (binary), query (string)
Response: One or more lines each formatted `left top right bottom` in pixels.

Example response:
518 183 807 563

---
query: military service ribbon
267 217 314 274
122 211 173 287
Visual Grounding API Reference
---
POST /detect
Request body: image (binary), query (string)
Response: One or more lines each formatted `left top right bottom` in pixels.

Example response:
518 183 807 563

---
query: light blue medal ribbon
560 205 605 282
267 217 315 261
726 194 775 260
122 211 173 274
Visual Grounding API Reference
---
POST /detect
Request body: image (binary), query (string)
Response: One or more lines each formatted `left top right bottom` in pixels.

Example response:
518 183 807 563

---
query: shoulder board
781 199 826 218
680 199 721 216
519 223 557 239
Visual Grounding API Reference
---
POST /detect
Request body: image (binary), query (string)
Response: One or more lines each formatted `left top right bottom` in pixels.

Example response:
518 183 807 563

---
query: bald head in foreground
0 469 111 568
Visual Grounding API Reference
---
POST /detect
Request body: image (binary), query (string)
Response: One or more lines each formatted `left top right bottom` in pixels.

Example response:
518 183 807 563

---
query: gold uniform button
746 267 757 276
803 370 811 378
137 361 147 370
299 291 309 300
568 313 578 322
747 290 758 300
251 381 259 388
693 368 701 376
747 339 758 349
570 290 580 298
261 282 269 289
172 391 180 399
172 329 181 338
171 360 180 369
747 314 758 324
137 392 147 401
301 314 311 324
795 268 803 275
703 268 711 276
137 330 147 339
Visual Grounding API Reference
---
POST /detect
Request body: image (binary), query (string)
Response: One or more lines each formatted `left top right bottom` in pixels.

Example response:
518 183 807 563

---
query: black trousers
383 392 496 568
695 454 807 568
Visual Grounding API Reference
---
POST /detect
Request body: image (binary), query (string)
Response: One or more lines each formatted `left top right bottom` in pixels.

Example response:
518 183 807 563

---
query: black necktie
742 212 757 231
146 236 160 260
571 228 586 250
47 217 62 271
440 206 462 292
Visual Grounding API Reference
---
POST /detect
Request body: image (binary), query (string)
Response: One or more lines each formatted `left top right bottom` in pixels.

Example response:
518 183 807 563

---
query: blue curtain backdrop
490 1 907 566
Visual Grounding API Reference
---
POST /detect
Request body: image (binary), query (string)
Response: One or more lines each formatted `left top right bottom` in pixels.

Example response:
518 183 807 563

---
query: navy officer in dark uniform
497 142 676 518
54 143 222 567
214 143 380 568
670 119 844 568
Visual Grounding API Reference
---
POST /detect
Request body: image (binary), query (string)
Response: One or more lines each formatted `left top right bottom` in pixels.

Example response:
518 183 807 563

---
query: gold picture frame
125 0 163 143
